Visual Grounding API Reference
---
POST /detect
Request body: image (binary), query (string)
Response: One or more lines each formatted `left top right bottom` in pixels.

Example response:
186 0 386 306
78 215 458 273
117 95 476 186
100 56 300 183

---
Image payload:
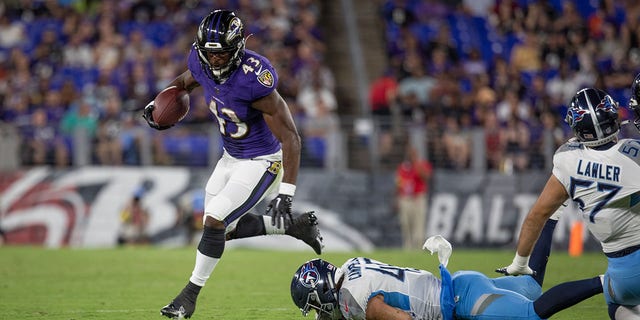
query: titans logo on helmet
299 263 320 288
596 96 617 113
566 108 589 127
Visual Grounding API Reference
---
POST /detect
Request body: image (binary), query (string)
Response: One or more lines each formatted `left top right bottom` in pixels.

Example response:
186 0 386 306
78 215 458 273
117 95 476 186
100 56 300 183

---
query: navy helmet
290 259 343 319
565 88 620 147
195 10 245 82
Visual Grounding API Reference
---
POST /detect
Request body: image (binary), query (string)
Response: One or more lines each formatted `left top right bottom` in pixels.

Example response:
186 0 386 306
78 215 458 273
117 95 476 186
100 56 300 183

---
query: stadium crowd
0 0 333 167
377 0 640 171
1 0 640 171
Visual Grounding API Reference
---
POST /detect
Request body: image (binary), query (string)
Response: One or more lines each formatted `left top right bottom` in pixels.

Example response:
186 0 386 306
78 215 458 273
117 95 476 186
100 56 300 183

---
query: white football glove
496 253 535 276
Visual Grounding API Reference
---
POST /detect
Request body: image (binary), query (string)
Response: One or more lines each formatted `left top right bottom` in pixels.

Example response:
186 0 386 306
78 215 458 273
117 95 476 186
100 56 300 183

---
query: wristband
513 253 530 267
279 182 296 196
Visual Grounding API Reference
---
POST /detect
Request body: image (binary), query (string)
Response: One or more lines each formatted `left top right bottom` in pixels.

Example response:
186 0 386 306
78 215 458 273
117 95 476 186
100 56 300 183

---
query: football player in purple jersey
142 9 324 319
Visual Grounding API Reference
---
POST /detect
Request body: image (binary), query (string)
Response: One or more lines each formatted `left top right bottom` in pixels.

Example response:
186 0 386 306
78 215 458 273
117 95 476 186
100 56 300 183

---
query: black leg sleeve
226 213 266 240
533 276 603 319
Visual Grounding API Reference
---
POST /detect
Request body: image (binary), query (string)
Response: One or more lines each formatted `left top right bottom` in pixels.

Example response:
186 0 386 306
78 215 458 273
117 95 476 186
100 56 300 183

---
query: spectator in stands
424 24 459 65
546 60 582 108
501 116 531 173
297 72 339 167
483 112 503 171
20 108 69 167
510 31 542 73
495 86 531 123
296 55 335 94
395 145 432 250
32 29 63 75
398 51 435 108
152 45 182 93
59 96 98 141
397 91 425 125
62 32 93 69
0 14 25 48
461 47 487 77
94 15 123 72
95 94 124 165
124 61 155 111
117 188 150 245
441 115 471 170
369 69 399 156
523 73 552 114
2 93 32 128
123 29 155 63
490 0 524 36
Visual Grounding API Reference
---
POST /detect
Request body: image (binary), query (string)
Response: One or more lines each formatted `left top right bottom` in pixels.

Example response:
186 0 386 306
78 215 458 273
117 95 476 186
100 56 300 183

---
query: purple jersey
188 46 281 159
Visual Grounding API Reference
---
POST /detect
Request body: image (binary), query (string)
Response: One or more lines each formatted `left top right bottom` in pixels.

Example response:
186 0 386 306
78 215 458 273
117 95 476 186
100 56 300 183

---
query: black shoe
160 283 200 319
160 302 192 319
285 211 324 254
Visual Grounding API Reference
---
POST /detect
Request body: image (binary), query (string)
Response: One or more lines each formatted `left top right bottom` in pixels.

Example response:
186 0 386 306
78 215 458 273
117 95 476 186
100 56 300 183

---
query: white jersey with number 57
337 257 443 320
552 138 640 253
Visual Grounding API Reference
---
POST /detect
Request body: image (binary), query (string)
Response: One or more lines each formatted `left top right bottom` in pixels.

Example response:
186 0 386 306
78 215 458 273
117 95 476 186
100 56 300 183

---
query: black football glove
267 194 293 229
142 100 173 131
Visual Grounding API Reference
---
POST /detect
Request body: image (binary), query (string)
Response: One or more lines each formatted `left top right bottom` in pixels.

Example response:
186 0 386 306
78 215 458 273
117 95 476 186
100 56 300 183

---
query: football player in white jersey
500 87 640 319
290 232 604 320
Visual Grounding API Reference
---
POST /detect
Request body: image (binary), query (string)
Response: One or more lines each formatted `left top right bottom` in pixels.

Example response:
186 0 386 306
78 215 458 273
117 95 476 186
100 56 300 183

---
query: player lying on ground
291 220 604 320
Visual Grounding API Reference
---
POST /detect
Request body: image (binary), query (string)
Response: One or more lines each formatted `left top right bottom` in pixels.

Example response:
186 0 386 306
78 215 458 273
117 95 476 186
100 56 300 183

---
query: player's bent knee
204 215 225 228
198 226 225 258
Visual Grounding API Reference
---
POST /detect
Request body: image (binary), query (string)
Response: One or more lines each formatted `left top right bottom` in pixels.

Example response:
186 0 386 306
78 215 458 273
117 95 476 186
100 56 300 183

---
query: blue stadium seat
163 134 209 167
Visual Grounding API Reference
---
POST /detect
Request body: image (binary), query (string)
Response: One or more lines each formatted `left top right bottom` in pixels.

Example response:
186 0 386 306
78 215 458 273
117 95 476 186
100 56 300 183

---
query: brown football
152 86 190 126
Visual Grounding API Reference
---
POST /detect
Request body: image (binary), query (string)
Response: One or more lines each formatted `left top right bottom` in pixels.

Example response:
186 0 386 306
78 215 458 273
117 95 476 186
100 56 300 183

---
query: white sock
262 215 285 235
189 249 219 287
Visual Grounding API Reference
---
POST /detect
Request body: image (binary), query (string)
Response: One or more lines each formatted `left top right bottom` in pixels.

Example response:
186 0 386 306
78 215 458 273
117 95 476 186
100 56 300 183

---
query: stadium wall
0 167 599 251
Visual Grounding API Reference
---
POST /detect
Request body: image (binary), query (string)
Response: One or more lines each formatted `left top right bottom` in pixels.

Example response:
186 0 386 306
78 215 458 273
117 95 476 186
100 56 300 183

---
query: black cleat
160 284 199 319
285 211 324 255
160 302 192 319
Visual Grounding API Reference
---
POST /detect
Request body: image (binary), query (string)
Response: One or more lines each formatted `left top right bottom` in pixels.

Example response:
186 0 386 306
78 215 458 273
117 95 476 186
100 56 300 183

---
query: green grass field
0 246 608 319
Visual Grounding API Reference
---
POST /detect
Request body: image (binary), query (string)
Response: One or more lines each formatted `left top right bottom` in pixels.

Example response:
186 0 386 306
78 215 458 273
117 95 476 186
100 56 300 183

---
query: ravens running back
142 9 323 319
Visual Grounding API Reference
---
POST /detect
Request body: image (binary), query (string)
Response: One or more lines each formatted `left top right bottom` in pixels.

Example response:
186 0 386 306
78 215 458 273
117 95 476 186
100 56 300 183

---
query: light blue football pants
604 248 640 306
452 271 543 320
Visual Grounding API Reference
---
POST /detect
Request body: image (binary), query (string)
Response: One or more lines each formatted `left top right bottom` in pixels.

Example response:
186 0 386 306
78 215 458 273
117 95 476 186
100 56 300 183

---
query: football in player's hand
152 86 190 127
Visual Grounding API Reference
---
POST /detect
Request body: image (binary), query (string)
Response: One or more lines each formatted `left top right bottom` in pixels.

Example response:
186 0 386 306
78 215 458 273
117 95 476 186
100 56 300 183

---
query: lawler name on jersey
575 159 620 182
188 46 281 159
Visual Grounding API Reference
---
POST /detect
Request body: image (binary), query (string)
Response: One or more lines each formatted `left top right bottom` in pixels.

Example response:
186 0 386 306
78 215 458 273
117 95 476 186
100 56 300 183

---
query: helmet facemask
291 259 343 320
